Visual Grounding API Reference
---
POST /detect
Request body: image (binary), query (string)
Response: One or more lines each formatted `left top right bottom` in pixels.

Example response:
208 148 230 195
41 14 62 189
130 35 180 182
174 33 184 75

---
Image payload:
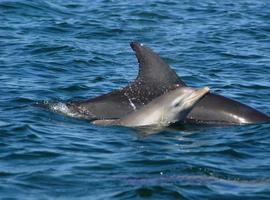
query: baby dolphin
92 87 209 127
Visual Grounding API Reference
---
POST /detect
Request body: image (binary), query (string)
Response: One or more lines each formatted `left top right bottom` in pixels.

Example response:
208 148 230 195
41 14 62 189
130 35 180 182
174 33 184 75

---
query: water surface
1 0 270 199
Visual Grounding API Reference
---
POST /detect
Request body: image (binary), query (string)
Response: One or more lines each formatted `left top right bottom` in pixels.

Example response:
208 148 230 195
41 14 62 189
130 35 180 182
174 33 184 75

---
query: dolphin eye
174 102 180 107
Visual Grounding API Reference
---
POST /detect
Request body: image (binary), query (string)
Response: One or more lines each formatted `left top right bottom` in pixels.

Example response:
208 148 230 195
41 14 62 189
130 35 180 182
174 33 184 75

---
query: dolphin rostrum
92 87 209 127
66 42 270 125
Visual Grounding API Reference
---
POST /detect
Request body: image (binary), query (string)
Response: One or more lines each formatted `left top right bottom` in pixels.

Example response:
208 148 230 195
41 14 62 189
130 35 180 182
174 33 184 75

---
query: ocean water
1 0 270 199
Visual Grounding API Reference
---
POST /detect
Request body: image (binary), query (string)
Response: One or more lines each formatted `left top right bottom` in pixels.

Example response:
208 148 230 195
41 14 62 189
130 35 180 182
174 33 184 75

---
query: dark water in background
1 0 270 199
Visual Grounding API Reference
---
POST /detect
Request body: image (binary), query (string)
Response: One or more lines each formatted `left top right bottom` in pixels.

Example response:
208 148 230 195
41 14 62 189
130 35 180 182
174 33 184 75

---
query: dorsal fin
64 42 188 120
130 42 186 86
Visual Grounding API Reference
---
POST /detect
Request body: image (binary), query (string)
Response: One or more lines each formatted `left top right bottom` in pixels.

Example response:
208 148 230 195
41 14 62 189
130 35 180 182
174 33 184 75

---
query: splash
35 101 84 118
49 102 80 118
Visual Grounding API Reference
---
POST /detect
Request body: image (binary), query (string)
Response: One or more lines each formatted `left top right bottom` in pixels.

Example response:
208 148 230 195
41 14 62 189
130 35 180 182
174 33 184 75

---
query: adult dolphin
67 42 270 124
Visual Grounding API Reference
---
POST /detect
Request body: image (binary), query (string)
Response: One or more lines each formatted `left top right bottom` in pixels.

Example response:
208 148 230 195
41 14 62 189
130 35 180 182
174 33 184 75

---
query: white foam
50 103 79 118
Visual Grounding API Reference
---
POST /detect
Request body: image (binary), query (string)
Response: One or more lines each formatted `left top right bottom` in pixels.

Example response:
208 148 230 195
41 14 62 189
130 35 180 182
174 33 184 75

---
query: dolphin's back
64 42 270 125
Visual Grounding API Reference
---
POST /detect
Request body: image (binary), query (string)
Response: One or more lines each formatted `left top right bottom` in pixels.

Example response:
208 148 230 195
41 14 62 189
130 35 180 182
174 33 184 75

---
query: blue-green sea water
1 1 270 199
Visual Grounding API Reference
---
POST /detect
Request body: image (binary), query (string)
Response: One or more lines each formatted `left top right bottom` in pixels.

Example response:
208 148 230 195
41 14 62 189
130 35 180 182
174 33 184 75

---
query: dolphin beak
188 87 210 103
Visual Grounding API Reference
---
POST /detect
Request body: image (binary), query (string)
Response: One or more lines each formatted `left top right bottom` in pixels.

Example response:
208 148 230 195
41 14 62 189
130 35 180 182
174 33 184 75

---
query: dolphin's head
161 87 210 124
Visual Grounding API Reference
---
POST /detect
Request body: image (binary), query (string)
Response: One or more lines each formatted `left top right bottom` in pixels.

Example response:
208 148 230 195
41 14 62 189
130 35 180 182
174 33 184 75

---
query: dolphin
92 87 210 127
66 42 270 125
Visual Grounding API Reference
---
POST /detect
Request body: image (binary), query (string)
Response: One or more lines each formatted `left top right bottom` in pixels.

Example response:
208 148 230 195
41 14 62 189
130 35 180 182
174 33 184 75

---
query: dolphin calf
66 42 270 125
92 87 209 127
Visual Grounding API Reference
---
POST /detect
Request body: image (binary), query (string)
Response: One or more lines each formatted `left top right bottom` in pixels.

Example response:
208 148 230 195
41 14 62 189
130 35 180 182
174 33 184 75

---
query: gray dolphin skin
67 42 270 125
92 87 209 127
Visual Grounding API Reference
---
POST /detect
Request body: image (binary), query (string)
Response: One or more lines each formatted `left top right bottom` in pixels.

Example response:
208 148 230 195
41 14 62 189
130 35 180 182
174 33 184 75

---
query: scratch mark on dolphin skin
128 98 137 110
124 92 137 111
